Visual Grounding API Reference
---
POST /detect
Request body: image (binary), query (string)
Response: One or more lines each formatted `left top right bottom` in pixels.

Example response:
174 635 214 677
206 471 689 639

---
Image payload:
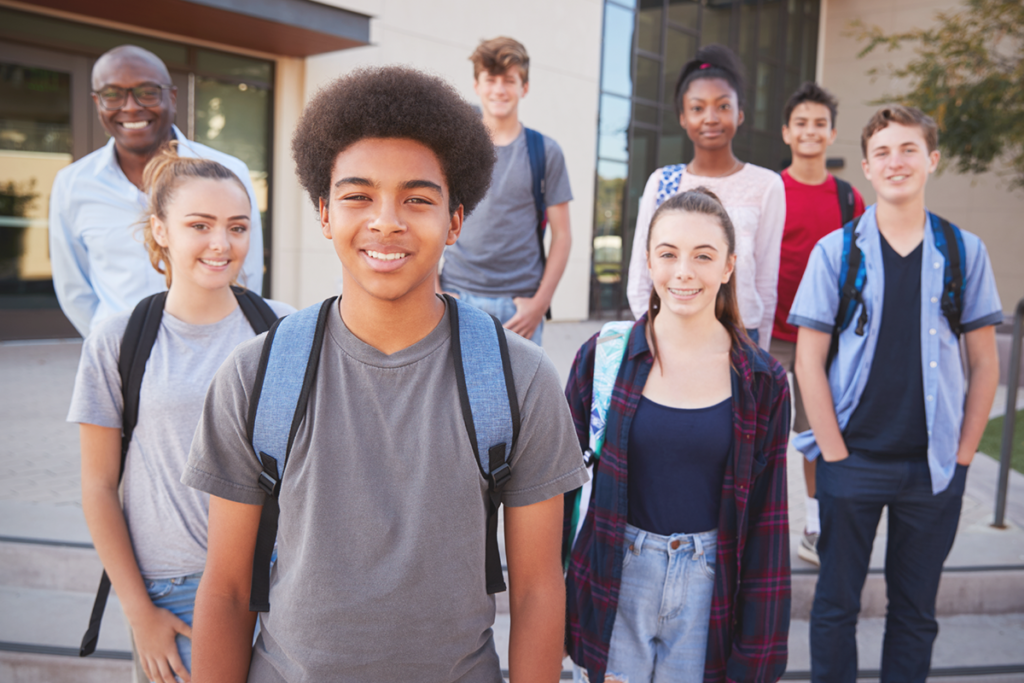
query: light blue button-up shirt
48 126 264 337
788 205 1002 493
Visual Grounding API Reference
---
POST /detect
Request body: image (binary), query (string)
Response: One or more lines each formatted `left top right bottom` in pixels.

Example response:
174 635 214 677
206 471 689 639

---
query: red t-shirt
773 170 865 342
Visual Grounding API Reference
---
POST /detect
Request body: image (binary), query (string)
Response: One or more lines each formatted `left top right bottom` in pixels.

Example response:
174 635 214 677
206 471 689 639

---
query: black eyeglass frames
92 84 173 110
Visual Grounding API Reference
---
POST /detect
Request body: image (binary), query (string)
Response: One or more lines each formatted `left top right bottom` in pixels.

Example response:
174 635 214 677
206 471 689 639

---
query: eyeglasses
92 84 172 110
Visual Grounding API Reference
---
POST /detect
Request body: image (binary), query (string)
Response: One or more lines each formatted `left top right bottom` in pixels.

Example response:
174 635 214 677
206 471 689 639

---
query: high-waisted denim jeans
575 524 718 683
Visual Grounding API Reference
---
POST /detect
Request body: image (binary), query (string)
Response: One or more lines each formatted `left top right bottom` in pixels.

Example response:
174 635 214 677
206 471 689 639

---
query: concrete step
784 614 1024 681
0 650 131 683
0 585 132 653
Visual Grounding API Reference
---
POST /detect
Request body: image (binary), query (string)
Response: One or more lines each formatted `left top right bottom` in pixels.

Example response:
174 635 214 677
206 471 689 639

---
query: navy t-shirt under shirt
627 395 732 536
843 233 929 460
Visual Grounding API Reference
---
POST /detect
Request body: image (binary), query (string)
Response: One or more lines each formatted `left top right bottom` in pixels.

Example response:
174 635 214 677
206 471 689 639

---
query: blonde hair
141 141 250 287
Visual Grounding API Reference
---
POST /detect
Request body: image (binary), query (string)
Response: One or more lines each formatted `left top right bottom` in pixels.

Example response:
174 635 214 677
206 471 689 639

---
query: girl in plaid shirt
564 188 791 682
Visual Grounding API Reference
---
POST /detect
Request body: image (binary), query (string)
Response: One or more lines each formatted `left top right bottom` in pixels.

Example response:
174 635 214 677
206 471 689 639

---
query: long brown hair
645 186 747 363
141 141 250 287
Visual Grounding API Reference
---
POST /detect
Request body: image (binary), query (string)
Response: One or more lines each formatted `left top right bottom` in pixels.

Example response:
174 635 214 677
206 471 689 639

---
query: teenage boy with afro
183 66 588 682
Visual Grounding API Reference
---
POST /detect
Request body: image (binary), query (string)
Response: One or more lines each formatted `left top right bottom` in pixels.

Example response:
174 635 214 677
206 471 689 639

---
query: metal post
994 298 1024 528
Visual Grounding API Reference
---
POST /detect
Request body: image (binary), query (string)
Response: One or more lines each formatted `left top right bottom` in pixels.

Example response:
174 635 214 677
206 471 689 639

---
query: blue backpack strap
524 127 547 255
563 321 632 568
930 213 965 338
655 164 685 207
246 297 335 612
446 294 519 594
828 216 868 370
525 128 554 321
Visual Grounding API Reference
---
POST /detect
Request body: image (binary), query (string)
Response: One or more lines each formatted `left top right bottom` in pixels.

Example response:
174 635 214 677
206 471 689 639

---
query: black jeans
810 452 967 683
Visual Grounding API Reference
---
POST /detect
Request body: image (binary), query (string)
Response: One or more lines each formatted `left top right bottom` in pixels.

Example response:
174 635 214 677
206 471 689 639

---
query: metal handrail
994 297 1024 528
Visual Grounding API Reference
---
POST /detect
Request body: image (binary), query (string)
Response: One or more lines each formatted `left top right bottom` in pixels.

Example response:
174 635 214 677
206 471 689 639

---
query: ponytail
141 141 250 287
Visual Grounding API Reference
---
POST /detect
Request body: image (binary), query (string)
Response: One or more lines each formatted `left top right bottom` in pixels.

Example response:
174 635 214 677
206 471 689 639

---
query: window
591 0 819 316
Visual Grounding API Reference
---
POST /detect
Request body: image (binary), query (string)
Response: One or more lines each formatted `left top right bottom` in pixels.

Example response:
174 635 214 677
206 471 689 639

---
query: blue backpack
245 294 520 611
828 212 966 369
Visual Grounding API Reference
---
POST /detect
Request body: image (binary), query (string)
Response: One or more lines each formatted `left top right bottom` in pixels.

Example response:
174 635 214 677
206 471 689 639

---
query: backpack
525 127 553 321
245 294 520 612
834 176 856 227
562 321 632 567
80 286 278 657
828 212 966 370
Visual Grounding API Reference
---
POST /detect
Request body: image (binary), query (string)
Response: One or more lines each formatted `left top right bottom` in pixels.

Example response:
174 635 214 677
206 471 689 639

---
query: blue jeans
575 524 717 683
811 453 966 683
142 572 201 680
444 288 543 346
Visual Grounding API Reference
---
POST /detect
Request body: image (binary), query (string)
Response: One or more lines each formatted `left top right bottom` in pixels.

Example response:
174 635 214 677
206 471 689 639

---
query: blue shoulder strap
246 297 334 612
247 295 519 609
447 295 519 594
828 217 868 371
524 127 546 231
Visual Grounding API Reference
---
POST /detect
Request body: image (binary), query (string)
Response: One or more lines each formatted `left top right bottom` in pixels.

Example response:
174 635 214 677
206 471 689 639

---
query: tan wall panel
289 0 603 319
821 0 1024 311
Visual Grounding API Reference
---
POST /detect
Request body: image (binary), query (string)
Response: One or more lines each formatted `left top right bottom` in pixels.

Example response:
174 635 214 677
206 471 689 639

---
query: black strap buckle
258 471 279 496
582 448 597 468
489 463 512 490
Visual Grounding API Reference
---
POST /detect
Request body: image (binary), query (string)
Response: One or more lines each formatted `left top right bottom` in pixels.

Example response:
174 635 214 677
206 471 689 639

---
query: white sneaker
798 530 820 567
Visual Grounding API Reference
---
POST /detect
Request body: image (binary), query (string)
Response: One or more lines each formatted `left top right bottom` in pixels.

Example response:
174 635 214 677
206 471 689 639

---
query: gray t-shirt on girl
441 127 573 298
67 299 295 579
182 299 589 683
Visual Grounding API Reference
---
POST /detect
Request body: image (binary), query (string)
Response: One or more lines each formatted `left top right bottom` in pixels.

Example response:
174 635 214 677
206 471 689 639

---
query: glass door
0 43 93 339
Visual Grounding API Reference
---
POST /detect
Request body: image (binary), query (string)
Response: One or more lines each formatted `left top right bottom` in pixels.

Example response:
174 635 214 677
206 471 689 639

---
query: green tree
854 0 1024 188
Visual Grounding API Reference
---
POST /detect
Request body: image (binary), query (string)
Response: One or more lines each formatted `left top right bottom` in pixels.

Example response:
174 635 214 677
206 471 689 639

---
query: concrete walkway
2 320 1023 680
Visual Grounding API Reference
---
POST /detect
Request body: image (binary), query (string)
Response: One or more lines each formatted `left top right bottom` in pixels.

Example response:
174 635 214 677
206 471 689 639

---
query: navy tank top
627 395 733 536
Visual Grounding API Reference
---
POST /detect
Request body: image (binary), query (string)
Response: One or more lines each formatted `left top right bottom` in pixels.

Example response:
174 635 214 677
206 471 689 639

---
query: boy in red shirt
772 82 865 565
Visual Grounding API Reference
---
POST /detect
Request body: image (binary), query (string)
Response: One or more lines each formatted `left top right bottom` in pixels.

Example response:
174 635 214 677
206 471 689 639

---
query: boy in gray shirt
439 37 573 345
183 66 588 682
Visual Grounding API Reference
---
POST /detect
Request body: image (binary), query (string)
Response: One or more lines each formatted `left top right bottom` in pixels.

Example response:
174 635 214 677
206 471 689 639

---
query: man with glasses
49 44 264 337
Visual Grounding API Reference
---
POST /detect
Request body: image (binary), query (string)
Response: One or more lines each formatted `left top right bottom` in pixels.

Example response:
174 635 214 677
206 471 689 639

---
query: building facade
0 0 1019 339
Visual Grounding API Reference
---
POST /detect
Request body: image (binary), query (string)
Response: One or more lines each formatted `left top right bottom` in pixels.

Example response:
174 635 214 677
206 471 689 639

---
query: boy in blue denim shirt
789 105 1002 683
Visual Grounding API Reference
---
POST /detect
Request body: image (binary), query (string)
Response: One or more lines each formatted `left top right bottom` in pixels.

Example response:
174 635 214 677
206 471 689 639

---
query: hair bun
689 185 723 205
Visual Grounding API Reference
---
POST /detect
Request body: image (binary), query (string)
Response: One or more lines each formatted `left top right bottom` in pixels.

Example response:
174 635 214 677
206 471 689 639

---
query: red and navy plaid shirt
563 317 791 682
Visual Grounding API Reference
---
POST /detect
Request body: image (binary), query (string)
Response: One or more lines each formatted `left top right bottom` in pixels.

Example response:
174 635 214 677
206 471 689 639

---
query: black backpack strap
80 292 166 657
232 285 278 334
834 177 855 227
446 295 520 594
827 218 867 371
247 298 335 613
935 216 965 338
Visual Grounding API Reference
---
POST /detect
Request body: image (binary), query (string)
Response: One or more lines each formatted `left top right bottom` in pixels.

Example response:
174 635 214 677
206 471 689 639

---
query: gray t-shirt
441 127 573 298
67 300 295 579
182 299 588 683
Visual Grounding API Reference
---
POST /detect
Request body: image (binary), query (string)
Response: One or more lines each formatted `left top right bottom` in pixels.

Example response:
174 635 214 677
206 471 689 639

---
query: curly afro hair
292 65 495 216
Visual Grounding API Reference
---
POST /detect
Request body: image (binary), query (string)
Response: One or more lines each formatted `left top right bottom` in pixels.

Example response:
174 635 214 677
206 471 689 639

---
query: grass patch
979 410 1024 474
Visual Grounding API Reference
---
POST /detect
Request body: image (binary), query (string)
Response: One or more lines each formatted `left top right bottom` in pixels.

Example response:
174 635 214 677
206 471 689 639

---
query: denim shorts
136 571 201 681
575 524 717 683
443 288 543 346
